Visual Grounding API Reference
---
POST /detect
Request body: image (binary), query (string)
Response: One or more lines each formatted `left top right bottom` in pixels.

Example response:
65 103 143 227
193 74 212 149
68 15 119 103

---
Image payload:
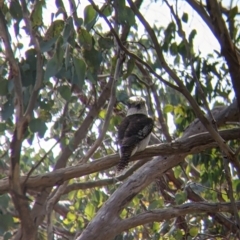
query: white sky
45 0 221 54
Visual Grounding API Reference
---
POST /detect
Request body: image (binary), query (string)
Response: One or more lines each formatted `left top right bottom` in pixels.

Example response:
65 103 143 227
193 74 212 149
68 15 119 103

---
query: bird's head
126 96 148 116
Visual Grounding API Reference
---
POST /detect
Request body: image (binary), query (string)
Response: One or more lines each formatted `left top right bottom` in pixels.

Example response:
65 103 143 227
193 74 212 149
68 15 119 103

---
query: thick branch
0 128 239 194
120 201 240 232
0 8 36 239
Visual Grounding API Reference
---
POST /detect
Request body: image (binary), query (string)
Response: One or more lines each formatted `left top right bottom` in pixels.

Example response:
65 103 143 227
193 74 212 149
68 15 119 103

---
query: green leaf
30 0 44 27
99 109 106 119
9 0 23 20
188 29 197 43
75 17 83 28
116 0 126 23
0 123 7 132
4 232 12 240
27 133 34 145
118 6 135 26
125 7 135 26
170 42 178 56
84 5 97 30
102 5 112 17
175 191 187 204
189 227 198 237
0 194 10 208
83 47 102 78
67 212 76 221
173 229 183 239
62 17 74 43
229 6 238 19
84 202 95 220
0 214 14 235
148 200 163 210
29 118 47 138
181 12 188 23
116 90 128 103
174 55 180 65
98 37 114 50
164 104 173 113
73 57 86 88
0 79 8 96
55 0 64 8
45 19 65 40
54 36 64 67
1 100 14 121
40 37 58 52
178 41 187 58
44 56 59 80
43 36 64 79
58 85 71 101
123 58 135 78
78 28 93 50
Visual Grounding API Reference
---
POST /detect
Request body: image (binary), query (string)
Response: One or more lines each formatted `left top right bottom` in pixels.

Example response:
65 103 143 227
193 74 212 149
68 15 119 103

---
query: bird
117 96 154 171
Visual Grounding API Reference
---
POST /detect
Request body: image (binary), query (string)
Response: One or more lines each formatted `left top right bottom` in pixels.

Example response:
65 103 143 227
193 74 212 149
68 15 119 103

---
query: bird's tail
117 155 130 171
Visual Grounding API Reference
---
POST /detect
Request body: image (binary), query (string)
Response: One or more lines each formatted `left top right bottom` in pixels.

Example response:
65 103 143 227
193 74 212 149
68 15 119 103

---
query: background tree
0 0 240 239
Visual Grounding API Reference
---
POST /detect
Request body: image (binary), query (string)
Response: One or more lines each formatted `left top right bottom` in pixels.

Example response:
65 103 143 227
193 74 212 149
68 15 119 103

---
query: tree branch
63 158 150 195
0 128 239 195
0 7 37 239
119 201 240 232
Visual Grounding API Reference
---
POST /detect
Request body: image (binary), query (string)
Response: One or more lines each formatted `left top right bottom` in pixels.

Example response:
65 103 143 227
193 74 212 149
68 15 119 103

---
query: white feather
126 106 147 116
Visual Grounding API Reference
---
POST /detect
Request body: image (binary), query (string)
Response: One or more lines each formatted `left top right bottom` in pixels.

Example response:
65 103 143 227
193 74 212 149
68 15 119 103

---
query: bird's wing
118 114 153 147
117 114 153 171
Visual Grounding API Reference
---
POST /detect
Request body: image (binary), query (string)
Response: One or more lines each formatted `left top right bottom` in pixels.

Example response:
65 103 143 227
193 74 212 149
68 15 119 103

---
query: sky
45 0 221 55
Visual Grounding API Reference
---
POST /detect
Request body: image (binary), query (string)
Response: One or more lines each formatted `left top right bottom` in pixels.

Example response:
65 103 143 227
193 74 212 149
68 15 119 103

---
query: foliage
0 0 240 239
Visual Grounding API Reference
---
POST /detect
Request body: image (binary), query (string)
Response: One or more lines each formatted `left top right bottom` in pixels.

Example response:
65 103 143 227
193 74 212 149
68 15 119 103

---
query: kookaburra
117 96 154 171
